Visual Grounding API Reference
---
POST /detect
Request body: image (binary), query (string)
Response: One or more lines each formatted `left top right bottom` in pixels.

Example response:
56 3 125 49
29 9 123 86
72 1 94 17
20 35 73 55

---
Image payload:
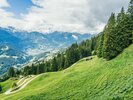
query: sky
0 0 130 34
5 0 34 17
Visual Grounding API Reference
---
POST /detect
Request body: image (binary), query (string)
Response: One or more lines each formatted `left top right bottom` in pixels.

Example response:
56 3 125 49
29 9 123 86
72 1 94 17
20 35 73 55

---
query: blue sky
5 0 33 18
0 0 130 34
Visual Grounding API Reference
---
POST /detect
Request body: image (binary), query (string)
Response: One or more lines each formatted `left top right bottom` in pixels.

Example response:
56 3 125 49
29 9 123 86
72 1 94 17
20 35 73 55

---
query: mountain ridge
0 27 92 75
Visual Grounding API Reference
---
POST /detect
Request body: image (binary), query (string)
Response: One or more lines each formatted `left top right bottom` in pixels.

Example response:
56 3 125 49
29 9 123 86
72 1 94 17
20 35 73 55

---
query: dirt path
4 75 41 95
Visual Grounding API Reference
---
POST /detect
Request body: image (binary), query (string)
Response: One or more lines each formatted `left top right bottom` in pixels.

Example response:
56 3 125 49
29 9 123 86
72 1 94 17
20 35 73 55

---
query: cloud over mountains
0 0 130 34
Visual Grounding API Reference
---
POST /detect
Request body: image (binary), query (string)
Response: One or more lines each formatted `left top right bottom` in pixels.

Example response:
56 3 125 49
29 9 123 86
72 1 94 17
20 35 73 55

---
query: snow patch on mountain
1 46 9 51
0 54 10 58
72 35 78 40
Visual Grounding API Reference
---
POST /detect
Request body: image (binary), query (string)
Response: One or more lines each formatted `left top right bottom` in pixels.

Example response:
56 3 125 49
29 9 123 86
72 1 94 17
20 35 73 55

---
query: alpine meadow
0 0 133 100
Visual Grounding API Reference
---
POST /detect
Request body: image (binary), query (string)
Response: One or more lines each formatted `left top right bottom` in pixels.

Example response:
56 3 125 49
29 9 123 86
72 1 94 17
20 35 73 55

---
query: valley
0 28 91 75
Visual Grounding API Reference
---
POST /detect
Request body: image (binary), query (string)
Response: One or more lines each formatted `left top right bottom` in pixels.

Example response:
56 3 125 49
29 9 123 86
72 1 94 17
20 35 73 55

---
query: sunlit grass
0 45 133 100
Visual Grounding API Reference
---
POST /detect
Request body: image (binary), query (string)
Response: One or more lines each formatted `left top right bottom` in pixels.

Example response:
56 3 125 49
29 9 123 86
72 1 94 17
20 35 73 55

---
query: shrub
0 85 2 92
11 82 17 89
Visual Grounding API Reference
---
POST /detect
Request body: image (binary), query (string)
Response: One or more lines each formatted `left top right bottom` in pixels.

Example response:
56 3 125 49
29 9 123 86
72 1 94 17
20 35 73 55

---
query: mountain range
0 27 92 75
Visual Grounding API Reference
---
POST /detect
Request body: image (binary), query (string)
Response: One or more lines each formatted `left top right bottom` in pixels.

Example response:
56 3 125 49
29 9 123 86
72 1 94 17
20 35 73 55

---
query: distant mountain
0 29 22 49
0 27 92 75
0 44 31 75
11 31 92 56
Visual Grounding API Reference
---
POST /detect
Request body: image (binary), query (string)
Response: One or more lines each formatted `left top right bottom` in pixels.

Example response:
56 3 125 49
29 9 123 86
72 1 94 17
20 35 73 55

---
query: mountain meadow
0 0 133 100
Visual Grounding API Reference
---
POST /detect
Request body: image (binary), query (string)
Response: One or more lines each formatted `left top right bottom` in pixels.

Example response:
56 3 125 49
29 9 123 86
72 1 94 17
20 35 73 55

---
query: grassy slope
0 79 18 93
0 45 133 100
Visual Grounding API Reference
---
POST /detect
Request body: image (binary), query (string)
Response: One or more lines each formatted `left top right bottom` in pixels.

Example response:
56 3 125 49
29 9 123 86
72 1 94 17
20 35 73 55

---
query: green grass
0 79 18 93
0 45 133 100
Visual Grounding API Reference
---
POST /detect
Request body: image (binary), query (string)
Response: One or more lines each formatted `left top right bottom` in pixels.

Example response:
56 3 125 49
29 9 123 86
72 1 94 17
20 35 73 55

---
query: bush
0 74 9 82
11 82 17 89
0 84 2 92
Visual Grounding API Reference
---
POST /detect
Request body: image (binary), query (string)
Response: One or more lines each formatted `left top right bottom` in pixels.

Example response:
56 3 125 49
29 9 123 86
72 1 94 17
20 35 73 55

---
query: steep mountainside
0 44 133 100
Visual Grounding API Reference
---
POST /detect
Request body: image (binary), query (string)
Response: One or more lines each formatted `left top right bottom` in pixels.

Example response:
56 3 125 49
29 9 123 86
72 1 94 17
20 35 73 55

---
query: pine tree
0 84 2 92
65 44 80 67
117 7 125 23
79 47 91 58
128 0 133 16
8 67 15 77
23 66 32 76
65 49 73 67
128 0 133 31
51 57 58 71
101 6 132 60
115 7 131 52
16 70 20 77
103 13 116 60
132 32 133 43
127 0 133 43
36 65 40 74
60 54 65 69
97 33 104 58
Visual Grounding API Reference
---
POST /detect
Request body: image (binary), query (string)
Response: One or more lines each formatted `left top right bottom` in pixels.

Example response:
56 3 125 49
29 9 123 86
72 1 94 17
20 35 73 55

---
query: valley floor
0 45 133 100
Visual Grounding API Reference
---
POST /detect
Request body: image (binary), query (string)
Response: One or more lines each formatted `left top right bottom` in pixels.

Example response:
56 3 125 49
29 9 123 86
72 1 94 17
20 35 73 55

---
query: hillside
0 44 133 100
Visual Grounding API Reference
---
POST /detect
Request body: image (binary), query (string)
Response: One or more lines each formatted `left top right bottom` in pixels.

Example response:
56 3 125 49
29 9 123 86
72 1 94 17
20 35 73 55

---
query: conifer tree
103 13 116 60
97 33 104 58
117 7 125 23
0 84 2 92
128 0 133 16
65 43 80 67
60 54 65 69
132 32 133 43
127 0 133 43
8 67 16 77
115 7 131 51
51 57 58 71
36 65 40 74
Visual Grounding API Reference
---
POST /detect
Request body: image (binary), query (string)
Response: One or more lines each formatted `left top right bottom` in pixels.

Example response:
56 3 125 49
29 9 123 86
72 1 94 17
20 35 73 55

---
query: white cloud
0 8 22 28
0 0 10 8
0 0 16 27
20 0 90 33
0 0 130 34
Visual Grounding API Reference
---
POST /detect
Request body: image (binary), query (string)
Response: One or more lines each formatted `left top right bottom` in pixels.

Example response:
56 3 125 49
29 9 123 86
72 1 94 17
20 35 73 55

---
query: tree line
4 36 98 77
97 0 133 60
20 36 98 76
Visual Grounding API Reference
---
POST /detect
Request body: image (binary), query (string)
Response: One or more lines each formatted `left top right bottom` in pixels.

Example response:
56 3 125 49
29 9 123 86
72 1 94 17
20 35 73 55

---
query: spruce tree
36 65 40 74
97 33 104 58
132 32 133 43
65 43 80 67
0 84 2 92
8 67 15 77
103 13 116 60
51 57 58 71
60 54 65 69
127 0 133 43
128 0 133 16
79 47 91 58
116 7 131 50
